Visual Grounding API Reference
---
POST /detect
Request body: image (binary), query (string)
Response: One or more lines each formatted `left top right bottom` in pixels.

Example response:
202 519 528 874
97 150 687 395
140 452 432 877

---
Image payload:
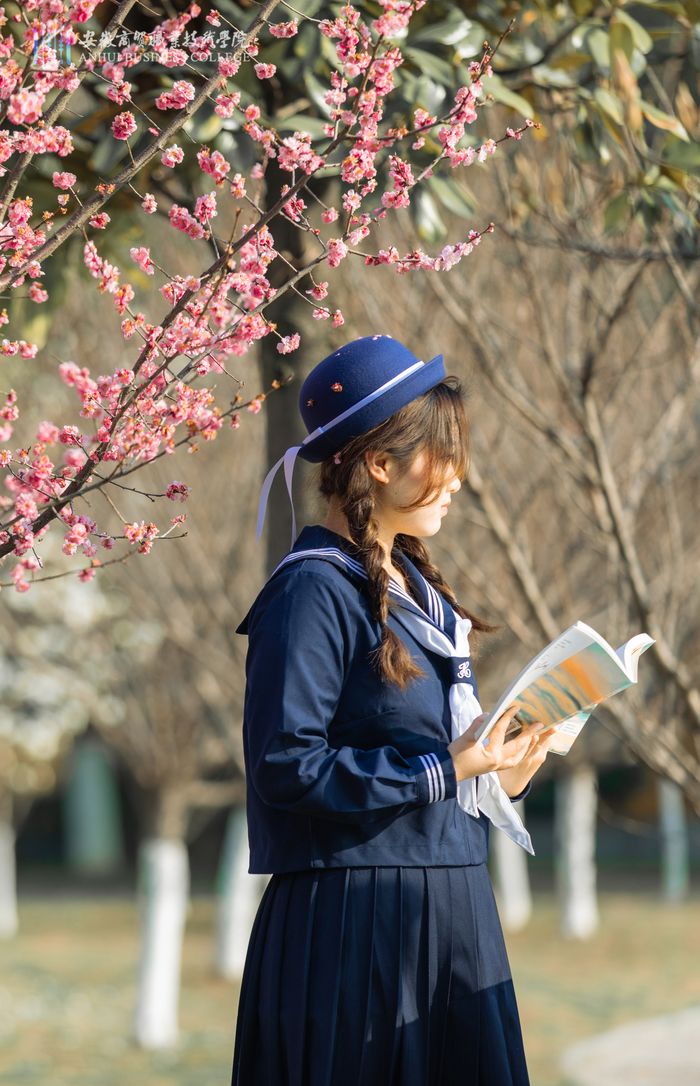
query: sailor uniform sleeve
241 568 458 823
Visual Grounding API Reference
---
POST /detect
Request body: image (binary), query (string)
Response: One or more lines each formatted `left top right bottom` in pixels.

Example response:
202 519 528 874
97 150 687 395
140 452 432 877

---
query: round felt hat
256 334 445 547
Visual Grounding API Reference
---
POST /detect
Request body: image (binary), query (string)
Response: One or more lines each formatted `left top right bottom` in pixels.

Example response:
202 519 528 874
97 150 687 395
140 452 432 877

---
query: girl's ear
365 449 392 486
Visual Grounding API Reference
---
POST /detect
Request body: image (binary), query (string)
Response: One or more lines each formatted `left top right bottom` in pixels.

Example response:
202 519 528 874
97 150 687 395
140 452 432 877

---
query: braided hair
315 376 497 689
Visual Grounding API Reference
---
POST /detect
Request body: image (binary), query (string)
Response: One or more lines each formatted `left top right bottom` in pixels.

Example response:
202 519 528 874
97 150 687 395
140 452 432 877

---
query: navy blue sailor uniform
231 524 532 1086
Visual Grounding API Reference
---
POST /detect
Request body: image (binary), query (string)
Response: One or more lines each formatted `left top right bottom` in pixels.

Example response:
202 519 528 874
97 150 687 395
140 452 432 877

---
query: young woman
231 335 555 1086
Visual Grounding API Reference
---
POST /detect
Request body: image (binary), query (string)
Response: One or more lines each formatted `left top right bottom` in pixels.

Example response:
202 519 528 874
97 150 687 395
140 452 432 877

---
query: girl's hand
496 725 558 797
447 703 546 783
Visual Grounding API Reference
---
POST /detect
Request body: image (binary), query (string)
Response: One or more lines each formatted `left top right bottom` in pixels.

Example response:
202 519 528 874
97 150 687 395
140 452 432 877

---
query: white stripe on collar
272 546 445 634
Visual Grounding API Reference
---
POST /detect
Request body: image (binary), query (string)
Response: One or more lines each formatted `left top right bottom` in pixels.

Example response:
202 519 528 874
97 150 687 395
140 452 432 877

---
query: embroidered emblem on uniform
457 661 471 678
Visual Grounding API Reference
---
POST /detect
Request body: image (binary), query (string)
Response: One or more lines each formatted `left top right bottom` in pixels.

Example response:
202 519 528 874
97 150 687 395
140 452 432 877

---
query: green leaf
428 174 476 218
484 74 534 119
409 13 475 49
303 68 333 118
401 46 456 86
640 100 689 141
594 88 625 125
410 188 448 244
661 138 700 169
614 10 653 54
609 17 635 62
585 26 610 70
275 114 329 138
603 191 629 232
529 64 580 88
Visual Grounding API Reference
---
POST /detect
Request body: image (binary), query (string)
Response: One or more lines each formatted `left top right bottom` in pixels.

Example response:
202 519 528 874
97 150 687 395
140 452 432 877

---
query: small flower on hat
333 452 342 464
331 381 343 392
306 397 315 406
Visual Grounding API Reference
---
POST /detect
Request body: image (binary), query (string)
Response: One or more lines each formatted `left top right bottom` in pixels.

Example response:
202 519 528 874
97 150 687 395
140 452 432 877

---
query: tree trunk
492 799 532 931
0 791 17 938
556 764 599 939
261 159 333 574
133 790 189 1049
658 776 689 902
64 738 124 875
215 805 269 980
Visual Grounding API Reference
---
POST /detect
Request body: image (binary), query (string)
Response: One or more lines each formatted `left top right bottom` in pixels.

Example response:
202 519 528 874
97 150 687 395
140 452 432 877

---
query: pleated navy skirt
231 864 530 1086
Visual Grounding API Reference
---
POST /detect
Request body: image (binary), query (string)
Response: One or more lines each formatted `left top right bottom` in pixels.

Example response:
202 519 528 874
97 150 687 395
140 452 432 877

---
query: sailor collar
235 524 457 646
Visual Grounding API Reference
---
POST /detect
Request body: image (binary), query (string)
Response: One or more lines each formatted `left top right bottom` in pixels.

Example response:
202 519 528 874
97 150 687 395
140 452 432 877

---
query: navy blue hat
256 334 445 546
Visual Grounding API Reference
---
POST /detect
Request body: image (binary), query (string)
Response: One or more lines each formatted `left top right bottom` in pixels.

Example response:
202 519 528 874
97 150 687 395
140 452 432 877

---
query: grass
1 888 699 1085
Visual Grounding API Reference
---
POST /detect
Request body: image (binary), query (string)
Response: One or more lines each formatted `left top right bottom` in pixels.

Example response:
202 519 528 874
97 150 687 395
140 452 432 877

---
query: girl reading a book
231 334 556 1086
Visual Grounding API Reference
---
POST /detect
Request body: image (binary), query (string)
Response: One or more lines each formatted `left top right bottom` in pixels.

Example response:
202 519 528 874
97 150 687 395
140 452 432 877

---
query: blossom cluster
0 0 532 589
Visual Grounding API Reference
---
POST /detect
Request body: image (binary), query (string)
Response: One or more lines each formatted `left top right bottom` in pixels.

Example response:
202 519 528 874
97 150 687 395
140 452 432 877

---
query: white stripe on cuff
418 752 445 802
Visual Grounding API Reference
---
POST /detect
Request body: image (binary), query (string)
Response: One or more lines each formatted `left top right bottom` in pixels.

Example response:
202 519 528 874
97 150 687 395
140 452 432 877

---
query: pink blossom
322 207 339 223
230 414 241 429
7 88 45 125
169 204 206 240
254 62 276 79
218 56 241 78
30 281 49 303
106 81 132 106
142 193 157 214
197 147 230 183
89 212 110 229
331 309 345 327
312 307 330 321
59 425 84 446
229 173 246 199
278 133 324 174
327 239 348 267
215 92 240 118
78 567 97 582
111 111 137 140
166 480 191 502
247 399 262 414
269 19 299 37
52 171 77 190
306 281 329 300
161 144 184 168
276 333 301 354
124 520 159 554
154 80 195 110
36 420 59 444
194 192 218 222
130 246 155 275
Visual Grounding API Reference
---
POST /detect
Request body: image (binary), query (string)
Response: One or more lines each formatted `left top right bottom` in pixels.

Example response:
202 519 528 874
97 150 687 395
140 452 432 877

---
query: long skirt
231 864 530 1086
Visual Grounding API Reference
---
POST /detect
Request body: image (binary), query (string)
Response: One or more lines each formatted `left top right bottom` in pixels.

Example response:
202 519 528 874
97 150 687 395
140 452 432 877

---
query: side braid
340 462 428 689
393 534 500 657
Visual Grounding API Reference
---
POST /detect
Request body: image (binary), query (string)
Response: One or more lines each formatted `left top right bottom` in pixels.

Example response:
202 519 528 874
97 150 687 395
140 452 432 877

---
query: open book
470 621 655 756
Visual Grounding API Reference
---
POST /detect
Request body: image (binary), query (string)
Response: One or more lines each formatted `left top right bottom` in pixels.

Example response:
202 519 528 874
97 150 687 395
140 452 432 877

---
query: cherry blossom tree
0 0 538 592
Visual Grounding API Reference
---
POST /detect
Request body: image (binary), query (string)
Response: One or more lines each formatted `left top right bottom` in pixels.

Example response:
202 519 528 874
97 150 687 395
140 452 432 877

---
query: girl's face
373 447 461 539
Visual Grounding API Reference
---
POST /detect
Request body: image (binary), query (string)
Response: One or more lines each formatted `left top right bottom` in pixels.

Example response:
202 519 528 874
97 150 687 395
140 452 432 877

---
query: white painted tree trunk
64 739 124 875
133 838 189 1049
0 818 18 939
492 799 532 931
215 806 269 980
556 765 599 939
658 777 689 902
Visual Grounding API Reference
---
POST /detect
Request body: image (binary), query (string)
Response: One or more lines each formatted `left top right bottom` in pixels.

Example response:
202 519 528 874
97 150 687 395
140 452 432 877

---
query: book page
472 621 622 741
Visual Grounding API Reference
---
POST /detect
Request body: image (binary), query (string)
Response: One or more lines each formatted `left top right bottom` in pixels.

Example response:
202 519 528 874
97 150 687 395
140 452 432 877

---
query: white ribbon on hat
256 359 426 548
392 606 534 854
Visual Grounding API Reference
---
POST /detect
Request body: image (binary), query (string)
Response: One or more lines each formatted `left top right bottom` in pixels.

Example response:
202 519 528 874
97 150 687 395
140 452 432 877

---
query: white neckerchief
271 545 534 855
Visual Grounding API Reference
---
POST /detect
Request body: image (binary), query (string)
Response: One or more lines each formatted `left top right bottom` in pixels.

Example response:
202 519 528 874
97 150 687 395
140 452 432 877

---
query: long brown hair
314 376 497 688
